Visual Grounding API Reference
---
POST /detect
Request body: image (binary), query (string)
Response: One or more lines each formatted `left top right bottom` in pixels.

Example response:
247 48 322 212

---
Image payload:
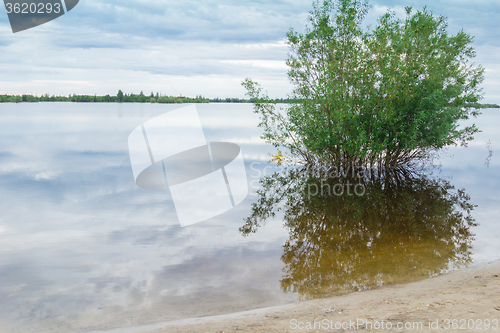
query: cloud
0 0 498 100
26 0 310 43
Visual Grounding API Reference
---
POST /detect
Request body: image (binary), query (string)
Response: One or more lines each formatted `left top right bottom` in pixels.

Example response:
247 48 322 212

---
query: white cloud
0 0 498 100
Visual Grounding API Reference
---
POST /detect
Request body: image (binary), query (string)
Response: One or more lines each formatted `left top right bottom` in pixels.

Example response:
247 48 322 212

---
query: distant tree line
468 103 500 109
210 97 298 103
0 91 209 104
0 91 301 104
2 92 495 107
0 94 69 103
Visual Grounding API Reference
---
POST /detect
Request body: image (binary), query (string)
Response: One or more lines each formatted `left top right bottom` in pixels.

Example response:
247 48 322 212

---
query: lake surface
1 103 499 332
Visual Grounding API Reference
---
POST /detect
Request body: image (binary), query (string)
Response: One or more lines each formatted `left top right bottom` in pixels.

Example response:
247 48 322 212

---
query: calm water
0 103 499 332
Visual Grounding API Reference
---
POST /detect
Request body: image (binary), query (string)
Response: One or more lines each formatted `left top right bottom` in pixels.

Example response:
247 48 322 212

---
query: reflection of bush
242 167 476 300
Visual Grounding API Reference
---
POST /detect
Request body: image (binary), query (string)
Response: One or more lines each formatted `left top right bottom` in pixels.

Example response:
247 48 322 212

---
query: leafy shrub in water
243 0 484 168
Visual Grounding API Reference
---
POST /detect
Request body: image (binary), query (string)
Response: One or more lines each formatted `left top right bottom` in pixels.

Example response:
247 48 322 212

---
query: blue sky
0 0 498 101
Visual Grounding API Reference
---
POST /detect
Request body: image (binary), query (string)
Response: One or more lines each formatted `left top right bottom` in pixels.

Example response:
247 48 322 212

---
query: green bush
243 0 484 168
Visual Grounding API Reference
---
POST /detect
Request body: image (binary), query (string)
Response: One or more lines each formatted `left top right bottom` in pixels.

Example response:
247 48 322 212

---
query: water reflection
242 167 477 300
1 104 497 331
0 103 295 332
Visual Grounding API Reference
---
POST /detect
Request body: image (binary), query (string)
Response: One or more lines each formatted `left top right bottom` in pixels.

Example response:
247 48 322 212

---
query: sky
0 0 498 101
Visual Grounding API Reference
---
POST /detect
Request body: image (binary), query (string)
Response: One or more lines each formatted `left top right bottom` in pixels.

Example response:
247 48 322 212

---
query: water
0 103 499 332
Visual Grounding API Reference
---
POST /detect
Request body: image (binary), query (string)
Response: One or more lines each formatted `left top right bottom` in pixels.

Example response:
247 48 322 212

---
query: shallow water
0 103 499 332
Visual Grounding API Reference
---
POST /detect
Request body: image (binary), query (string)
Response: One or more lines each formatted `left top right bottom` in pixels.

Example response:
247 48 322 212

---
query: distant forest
0 91 497 107
470 103 500 109
0 90 296 104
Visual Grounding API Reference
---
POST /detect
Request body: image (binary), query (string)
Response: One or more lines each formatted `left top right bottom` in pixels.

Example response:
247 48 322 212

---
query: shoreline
95 260 500 333
1 99 499 108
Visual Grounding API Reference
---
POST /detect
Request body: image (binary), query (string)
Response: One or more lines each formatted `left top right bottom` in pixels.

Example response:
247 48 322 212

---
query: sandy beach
127 260 500 333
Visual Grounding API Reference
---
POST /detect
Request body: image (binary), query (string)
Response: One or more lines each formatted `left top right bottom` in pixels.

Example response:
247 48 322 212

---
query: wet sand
127 260 500 333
